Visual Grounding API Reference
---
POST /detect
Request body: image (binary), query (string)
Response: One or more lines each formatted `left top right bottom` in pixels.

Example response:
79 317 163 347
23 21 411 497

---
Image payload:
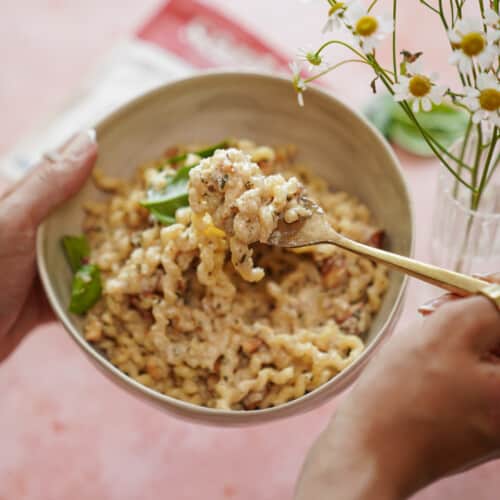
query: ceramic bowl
37 71 413 425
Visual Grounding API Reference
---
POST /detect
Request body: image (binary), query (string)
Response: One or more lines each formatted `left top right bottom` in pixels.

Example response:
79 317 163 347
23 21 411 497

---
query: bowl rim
36 70 415 423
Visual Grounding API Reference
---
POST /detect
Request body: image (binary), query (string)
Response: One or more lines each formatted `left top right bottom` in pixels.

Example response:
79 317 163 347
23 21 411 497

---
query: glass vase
430 134 500 275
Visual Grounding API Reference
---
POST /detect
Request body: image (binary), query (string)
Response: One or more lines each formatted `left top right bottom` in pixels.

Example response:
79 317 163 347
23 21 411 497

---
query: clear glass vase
430 135 500 275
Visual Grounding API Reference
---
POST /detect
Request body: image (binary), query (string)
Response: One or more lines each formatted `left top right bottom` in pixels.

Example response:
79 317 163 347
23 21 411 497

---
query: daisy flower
461 72 500 126
344 1 393 54
393 61 447 112
448 17 499 73
290 61 307 107
297 46 326 72
322 1 350 34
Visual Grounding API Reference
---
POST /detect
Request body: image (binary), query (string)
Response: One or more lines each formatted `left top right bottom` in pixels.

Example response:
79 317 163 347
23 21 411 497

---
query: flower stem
304 59 370 83
452 116 473 199
474 126 498 209
367 0 379 12
470 124 483 209
419 0 441 15
478 0 485 17
315 40 367 61
438 0 449 29
392 0 398 83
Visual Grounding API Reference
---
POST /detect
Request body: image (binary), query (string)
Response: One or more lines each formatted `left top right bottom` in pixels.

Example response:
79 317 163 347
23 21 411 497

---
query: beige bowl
37 71 413 425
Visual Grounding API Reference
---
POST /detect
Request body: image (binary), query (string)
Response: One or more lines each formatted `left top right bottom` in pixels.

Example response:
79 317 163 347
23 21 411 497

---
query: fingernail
86 128 97 143
62 130 96 160
417 293 461 316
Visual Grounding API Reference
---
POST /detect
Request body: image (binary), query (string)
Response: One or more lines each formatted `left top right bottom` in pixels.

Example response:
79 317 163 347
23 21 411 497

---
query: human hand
295 294 500 500
0 131 97 361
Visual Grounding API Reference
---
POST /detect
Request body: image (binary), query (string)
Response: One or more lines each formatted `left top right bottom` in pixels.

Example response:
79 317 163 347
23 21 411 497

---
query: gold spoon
267 200 500 310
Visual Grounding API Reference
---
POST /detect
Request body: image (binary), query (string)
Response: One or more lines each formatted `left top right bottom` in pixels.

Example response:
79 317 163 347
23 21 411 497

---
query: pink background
1 1 498 499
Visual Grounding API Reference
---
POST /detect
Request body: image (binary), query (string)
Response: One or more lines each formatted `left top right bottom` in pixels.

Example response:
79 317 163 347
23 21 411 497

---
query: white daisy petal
422 97 432 112
484 8 499 26
412 99 420 112
472 110 481 124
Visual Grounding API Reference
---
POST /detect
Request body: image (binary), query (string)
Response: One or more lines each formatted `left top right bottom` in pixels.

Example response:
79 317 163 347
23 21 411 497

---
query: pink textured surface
1 1 499 499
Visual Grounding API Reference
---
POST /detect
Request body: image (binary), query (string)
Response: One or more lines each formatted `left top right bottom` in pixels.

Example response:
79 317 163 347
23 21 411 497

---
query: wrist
296 414 423 500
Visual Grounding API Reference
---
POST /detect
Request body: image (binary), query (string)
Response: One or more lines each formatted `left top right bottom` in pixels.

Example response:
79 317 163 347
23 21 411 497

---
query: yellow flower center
355 16 379 37
409 75 432 97
328 3 345 16
479 88 500 111
460 32 486 56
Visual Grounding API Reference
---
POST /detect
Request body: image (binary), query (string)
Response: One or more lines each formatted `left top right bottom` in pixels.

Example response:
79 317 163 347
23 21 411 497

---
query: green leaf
141 164 194 221
164 141 228 166
149 207 177 226
61 235 90 272
69 264 102 315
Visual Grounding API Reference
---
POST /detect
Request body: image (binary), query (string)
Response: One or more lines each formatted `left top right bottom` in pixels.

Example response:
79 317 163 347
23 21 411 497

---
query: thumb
2 130 97 228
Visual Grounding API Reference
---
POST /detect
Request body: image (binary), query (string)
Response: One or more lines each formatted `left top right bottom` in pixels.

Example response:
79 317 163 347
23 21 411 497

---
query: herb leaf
149 207 177 226
164 141 228 166
69 264 102 315
62 235 90 272
141 164 192 224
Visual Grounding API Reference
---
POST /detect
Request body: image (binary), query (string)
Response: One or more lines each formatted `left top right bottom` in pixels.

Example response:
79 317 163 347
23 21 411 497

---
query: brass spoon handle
331 234 500 309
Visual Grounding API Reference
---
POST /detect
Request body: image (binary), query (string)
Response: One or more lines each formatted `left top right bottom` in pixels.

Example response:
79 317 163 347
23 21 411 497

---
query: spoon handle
331 235 500 309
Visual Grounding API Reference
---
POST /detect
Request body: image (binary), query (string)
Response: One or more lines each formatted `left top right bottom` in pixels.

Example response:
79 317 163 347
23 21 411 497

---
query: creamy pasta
81 140 388 410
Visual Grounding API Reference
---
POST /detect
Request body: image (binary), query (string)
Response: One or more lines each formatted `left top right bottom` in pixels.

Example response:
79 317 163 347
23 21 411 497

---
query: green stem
315 40 367 61
478 0 485 16
304 59 369 83
470 124 483 209
486 153 500 184
452 116 473 198
367 0 379 11
392 0 398 83
438 0 449 29
419 0 441 14
474 126 498 208
449 0 455 24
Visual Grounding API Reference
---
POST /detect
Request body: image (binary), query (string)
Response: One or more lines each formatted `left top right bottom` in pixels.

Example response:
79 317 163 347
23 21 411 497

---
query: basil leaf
62 235 90 272
149 207 177 226
164 141 228 165
69 264 102 315
141 164 194 220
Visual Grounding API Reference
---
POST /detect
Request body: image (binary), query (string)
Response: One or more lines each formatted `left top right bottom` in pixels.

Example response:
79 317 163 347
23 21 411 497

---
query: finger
1 130 97 229
418 272 500 316
433 296 500 353
473 272 500 285
0 279 51 362
418 293 461 316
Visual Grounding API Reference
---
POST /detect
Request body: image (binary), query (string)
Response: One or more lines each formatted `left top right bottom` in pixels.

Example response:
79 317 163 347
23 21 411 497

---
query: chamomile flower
393 61 447 112
322 1 351 33
290 61 307 107
344 1 393 53
461 72 500 126
297 46 326 71
448 17 499 73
